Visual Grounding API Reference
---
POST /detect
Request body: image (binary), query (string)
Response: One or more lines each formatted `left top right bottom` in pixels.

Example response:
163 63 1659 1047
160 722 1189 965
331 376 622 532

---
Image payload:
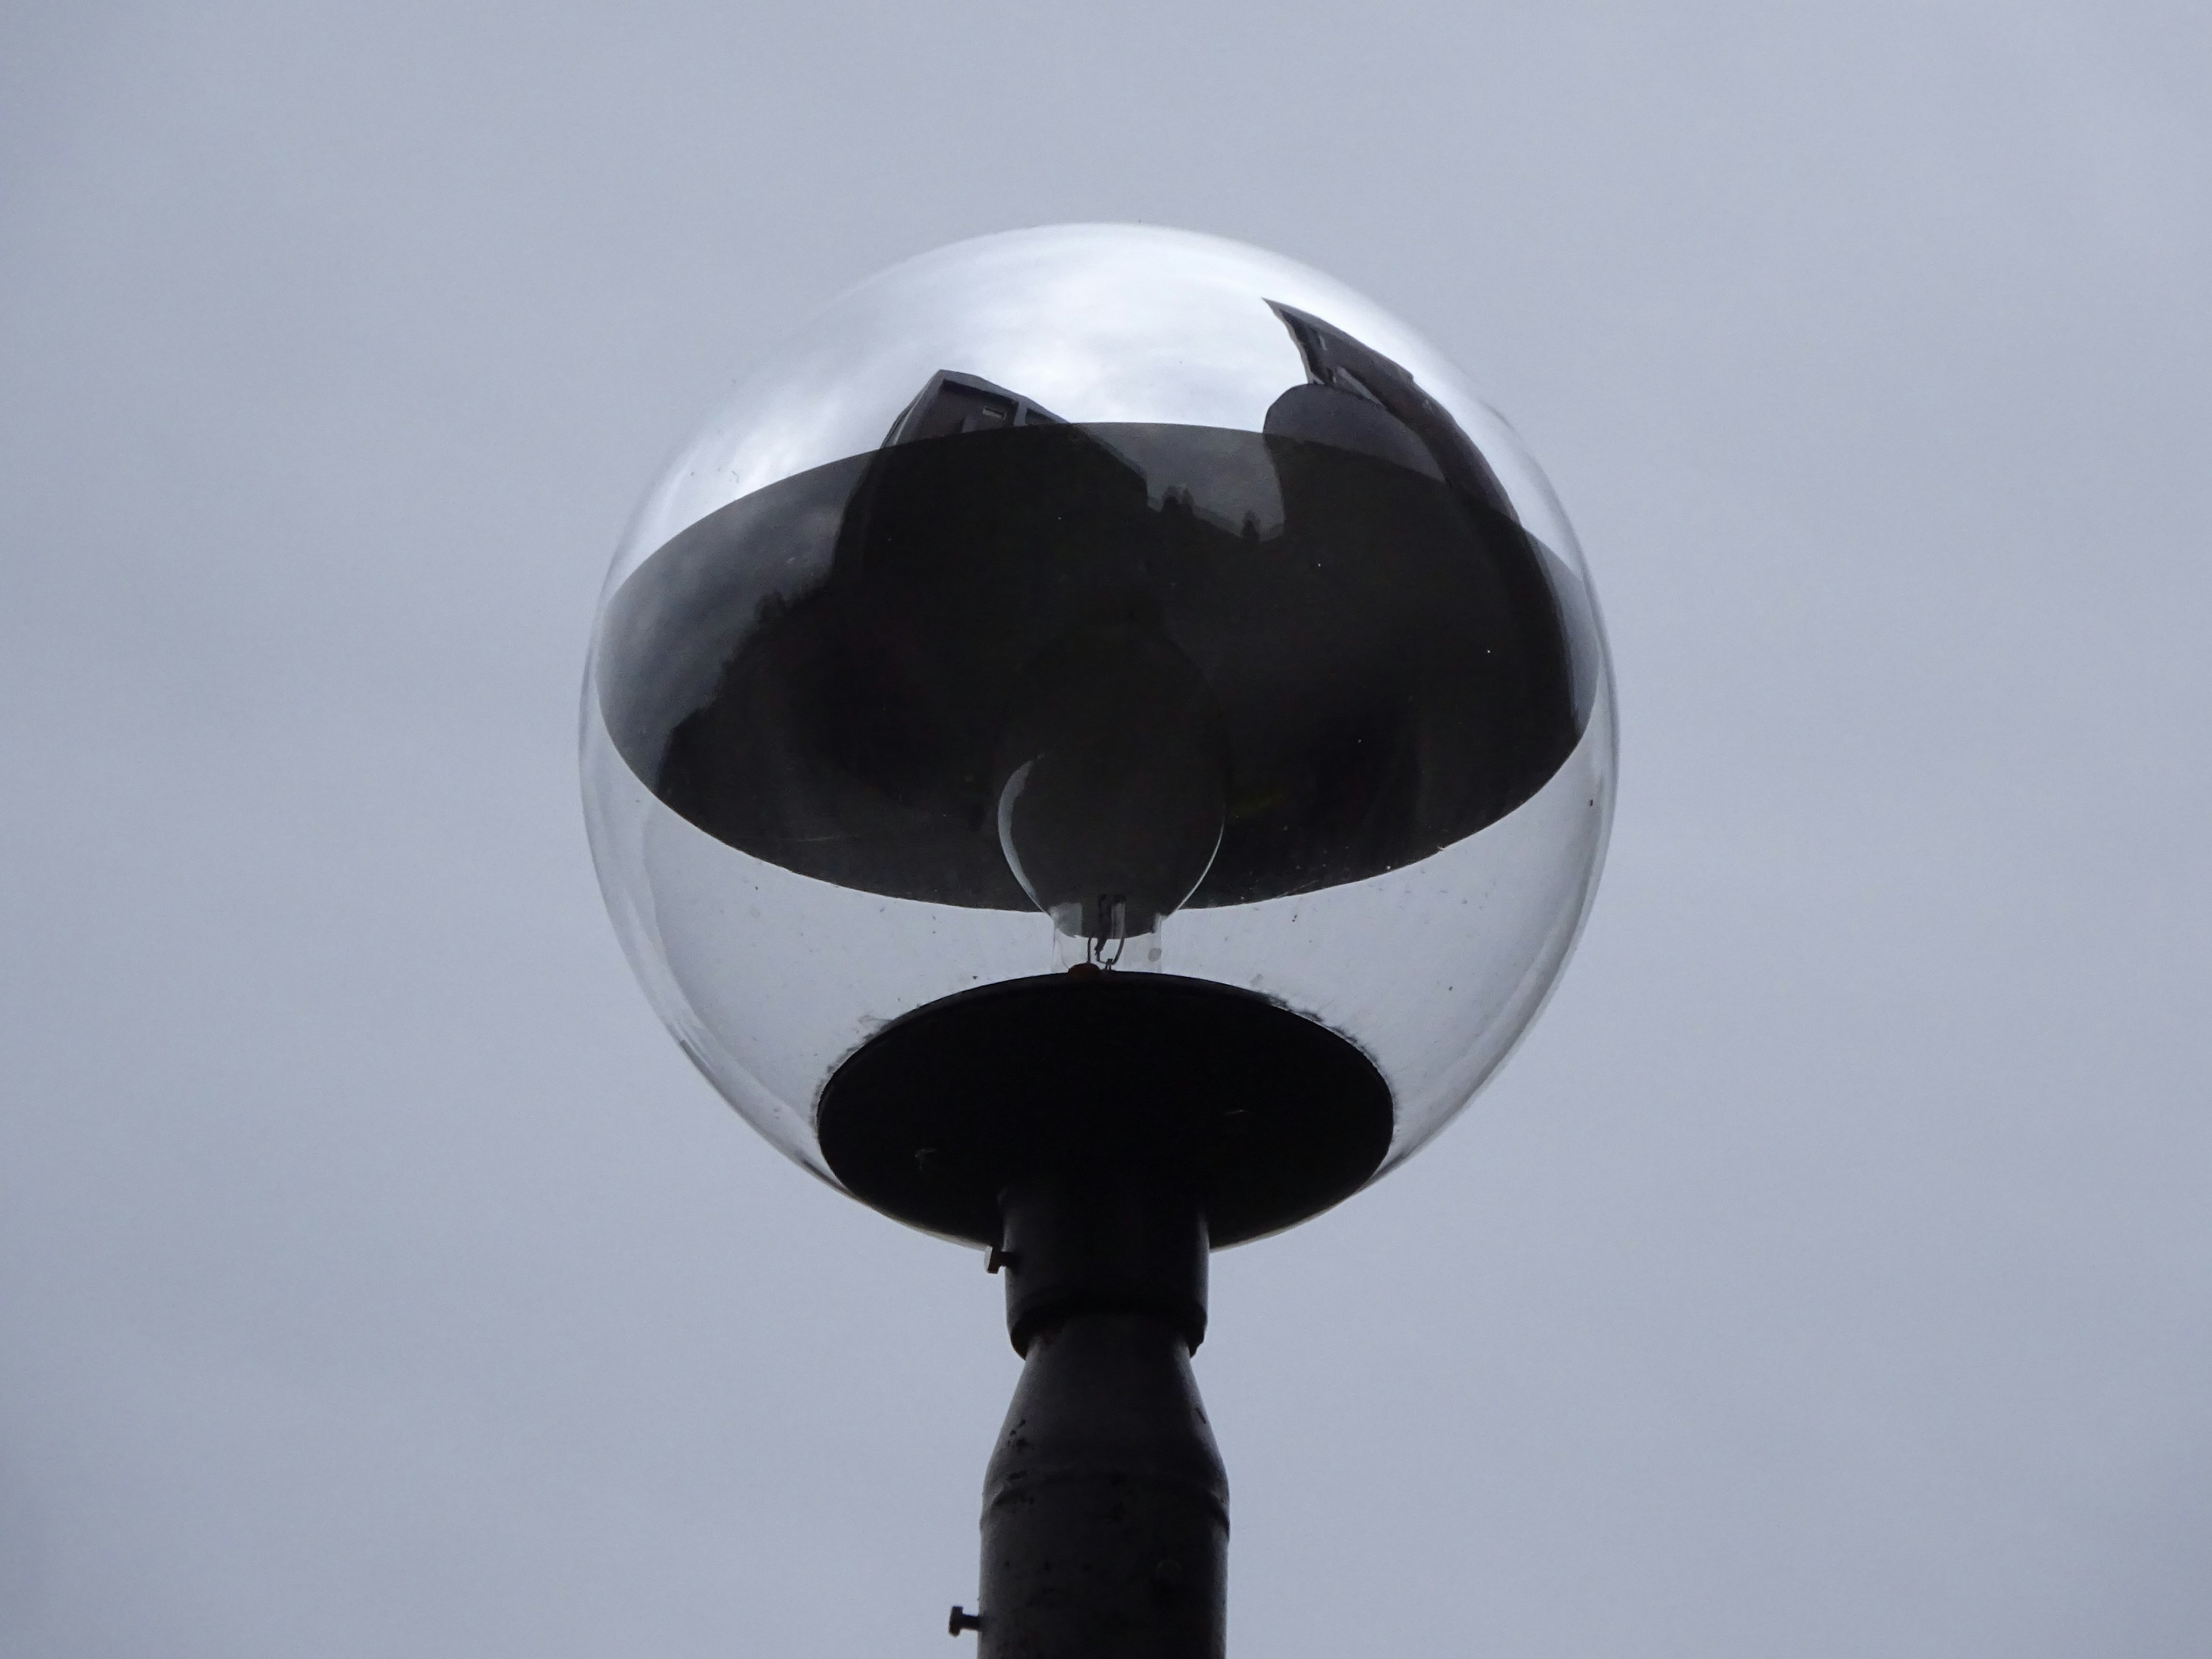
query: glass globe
582 225 1615 1246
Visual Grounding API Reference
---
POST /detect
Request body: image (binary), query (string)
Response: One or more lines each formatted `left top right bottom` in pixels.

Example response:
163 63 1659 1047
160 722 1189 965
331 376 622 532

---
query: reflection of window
1265 302 1516 522
883 371 1065 446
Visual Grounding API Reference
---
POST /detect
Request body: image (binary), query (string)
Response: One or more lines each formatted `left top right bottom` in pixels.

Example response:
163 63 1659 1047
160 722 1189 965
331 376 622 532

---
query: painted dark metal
964 1177 1228 1659
815 973 1393 1249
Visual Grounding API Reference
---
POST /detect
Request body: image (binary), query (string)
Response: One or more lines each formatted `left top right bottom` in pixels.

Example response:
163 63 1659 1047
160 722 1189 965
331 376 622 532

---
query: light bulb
993 601 1228 971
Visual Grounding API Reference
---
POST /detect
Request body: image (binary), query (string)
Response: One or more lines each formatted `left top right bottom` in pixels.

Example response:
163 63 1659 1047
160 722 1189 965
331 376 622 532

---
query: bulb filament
1087 893 1128 969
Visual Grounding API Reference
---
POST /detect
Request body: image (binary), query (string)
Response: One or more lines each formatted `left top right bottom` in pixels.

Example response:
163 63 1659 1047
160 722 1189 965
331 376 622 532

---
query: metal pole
953 1176 1227 1659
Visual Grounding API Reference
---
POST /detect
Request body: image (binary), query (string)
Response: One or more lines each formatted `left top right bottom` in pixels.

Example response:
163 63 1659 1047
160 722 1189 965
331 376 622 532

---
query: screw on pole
948 1605 984 1637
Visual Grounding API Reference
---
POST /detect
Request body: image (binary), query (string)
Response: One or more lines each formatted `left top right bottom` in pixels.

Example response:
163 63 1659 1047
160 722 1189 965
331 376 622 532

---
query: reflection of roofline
880 368 1152 490
882 370 1065 447
1266 301 1516 522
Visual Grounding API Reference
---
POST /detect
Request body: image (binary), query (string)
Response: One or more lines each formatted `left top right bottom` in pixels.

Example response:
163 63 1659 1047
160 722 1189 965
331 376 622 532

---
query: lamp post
582 225 1616 1657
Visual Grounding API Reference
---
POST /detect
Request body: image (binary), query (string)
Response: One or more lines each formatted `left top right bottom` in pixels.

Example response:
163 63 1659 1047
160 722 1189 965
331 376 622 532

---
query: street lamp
582 225 1615 1656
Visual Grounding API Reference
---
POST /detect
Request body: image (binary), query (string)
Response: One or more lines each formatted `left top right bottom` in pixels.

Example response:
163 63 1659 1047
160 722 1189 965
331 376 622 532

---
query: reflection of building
885 309 1522 533
883 370 1065 445
1264 301 1517 522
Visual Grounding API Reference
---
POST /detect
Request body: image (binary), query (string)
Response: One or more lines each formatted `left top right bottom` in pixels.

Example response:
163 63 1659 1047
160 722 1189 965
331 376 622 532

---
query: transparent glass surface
583 225 1616 1221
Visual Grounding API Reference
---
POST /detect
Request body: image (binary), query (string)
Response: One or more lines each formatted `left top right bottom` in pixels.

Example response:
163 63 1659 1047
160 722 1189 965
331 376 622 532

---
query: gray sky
3 3 2207 1654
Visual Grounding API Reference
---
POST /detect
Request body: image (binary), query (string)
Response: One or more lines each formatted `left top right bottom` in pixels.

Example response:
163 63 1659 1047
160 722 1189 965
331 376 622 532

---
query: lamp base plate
817 973 1393 1247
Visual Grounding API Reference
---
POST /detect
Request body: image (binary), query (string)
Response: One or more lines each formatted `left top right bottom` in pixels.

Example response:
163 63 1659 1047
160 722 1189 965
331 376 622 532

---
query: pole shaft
972 1177 1226 1659
979 1313 1227 1659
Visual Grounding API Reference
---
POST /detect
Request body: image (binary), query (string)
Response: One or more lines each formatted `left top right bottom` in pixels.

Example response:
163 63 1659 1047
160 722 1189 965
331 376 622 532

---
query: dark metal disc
816 974 1394 1248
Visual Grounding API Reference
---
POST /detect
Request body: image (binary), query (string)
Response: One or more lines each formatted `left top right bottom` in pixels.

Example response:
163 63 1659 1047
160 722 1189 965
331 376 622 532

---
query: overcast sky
3 3 2208 1655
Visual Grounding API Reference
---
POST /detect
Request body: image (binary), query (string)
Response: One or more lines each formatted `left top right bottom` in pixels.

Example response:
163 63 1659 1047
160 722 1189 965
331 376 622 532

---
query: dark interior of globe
597 304 1597 908
598 416 1597 907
